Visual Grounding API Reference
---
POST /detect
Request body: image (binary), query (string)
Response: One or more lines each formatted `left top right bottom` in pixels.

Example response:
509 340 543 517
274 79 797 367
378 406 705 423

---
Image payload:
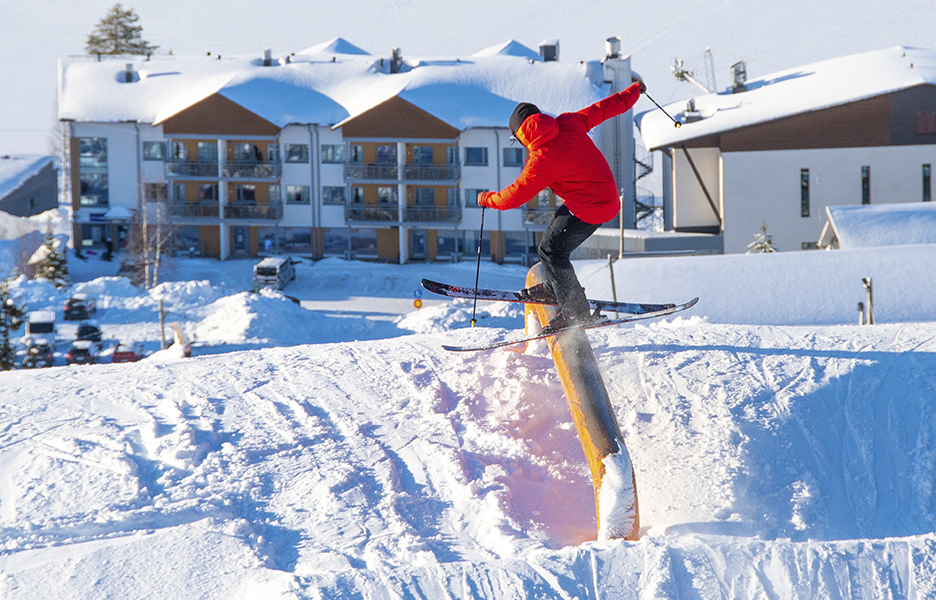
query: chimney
730 61 747 92
539 39 559 62
123 63 134 83
605 37 621 60
390 48 403 74
263 49 272 67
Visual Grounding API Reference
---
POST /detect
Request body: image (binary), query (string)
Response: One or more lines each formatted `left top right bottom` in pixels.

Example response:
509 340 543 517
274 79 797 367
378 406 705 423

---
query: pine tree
746 221 778 254
35 226 69 289
0 278 27 371
85 3 158 57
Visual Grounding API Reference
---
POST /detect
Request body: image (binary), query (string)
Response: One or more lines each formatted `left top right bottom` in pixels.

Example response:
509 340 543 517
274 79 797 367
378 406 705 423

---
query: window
800 169 810 217
197 142 217 162
377 186 397 204
413 146 434 164
79 173 108 207
924 164 932 203
350 228 378 255
323 227 350 255
286 185 310 204
436 230 465 255
172 182 186 202
376 145 396 164
235 184 256 204
503 147 524 167
350 186 364 204
145 183 168 202
348 144 363 163
465 147 488 166
267 144 280 162
198 183 218 201
233 143 261 162
285 144 309 163
323 187 346 205
861 166 871 205
465 188 488 208
414 187 434 206
78 137 107 168
142 141 166 161
171 141 186 160
321 144 344 163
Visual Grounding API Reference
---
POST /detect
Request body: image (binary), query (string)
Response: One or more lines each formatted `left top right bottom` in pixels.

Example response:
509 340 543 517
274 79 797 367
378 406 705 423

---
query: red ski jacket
479 82 642 224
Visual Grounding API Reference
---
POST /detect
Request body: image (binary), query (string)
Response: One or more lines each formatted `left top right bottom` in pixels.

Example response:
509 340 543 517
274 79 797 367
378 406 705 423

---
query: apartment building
59 37 637 263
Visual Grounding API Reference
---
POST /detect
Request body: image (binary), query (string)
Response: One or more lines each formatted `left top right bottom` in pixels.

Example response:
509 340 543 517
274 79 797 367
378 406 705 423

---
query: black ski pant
538 204 602 322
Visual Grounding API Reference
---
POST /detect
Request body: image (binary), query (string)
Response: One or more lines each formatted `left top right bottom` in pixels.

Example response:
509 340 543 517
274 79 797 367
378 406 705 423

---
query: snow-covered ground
1 240 936 597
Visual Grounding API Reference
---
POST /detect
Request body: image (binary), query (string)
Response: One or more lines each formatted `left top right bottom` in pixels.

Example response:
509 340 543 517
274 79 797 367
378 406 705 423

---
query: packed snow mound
396 297 523 333
2 321 936 597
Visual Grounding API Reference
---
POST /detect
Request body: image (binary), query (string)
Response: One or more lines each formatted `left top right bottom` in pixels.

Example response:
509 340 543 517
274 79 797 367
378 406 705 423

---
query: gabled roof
820 202 936 249
59 39 609 131
638 46 936 150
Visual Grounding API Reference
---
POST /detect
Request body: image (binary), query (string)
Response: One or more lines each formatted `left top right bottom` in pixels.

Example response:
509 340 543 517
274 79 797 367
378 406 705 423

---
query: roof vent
539 39 559 62
605 37 621 60
730 61 747 93
263 49 272 67
390 48 403 74
119 63 137 83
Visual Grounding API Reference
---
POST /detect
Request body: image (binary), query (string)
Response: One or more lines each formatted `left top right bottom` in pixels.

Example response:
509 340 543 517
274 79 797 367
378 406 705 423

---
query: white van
25 310 57 346
253 256 297 291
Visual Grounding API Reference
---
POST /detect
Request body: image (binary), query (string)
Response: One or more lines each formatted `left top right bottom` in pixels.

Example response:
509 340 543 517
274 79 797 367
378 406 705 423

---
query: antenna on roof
672 50 716 93
730 60 747 93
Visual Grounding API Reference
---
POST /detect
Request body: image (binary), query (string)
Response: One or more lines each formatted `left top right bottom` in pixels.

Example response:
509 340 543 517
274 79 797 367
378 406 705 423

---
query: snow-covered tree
85 3 158 57
0 278 26 371
747 221 778 253
35 226 69 289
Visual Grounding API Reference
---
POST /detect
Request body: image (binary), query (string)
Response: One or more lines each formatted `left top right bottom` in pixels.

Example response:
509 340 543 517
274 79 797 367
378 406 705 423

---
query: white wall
722 145 936 253
672 146 721 230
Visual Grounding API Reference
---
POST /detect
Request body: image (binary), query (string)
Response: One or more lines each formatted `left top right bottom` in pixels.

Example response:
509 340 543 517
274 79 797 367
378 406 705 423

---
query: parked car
66 340 96 365
63 294 97 321
22 339 55 368
75 320 102 343
253 256 297 291
112 342 145 363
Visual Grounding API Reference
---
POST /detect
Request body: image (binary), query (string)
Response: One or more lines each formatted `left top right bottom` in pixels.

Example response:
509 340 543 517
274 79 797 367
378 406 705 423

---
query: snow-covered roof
821 202 936 249
638 46 936 150
0 155 54 199
59 39 609 130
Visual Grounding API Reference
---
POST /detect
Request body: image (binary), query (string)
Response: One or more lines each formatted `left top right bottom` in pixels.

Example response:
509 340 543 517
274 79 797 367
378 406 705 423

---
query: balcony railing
402 163 460 181
167 201 220 219
223 160 281 179
344 203 462 224
402 204 461 223
344 163 399 181
165 160 218 178
344 203 399 223
165 159 282 180
224 201 283 220
344 163 460 182
522 205 554 226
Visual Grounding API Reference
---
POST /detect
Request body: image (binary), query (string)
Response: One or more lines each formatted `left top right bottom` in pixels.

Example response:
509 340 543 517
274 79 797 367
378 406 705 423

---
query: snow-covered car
112 342 144 363
63 294 97 321
75 320 103 343
65 340 96 365
21 340 55 368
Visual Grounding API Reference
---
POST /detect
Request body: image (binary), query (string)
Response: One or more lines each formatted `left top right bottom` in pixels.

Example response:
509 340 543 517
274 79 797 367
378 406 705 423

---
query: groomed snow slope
2 315 936 597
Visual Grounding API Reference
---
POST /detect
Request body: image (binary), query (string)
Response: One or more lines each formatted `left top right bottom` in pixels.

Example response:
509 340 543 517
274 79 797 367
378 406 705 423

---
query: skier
477 79 646 333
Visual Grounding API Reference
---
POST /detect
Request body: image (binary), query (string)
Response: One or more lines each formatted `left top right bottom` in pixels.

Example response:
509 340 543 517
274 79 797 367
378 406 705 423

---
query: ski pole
471 207 485 327
645 93 681 128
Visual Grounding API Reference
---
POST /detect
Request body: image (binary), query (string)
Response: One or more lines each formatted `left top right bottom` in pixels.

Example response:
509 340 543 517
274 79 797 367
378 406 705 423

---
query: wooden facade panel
161 94 280 137
342 97 459 139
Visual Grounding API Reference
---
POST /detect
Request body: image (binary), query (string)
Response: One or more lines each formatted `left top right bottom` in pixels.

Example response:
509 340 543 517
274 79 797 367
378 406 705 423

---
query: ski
421 279 679 315
441 297 698 352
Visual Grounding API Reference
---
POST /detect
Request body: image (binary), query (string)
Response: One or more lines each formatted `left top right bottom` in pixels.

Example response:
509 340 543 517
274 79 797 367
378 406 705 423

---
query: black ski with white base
441 297 699 352
421 279 678 315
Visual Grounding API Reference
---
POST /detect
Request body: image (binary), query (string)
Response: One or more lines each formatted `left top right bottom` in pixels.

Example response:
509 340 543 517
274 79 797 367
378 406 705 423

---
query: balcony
344 163 460 182
167 201 220 219
344 203 462 224
344 203 399 223
165 160 218 178
222 160 281 180
224 201 283 220
522 205 554 226
402 204 461 224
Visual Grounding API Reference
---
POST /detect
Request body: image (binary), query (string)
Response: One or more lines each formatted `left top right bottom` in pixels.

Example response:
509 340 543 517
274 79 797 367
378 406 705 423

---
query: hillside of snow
0 245 935 596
